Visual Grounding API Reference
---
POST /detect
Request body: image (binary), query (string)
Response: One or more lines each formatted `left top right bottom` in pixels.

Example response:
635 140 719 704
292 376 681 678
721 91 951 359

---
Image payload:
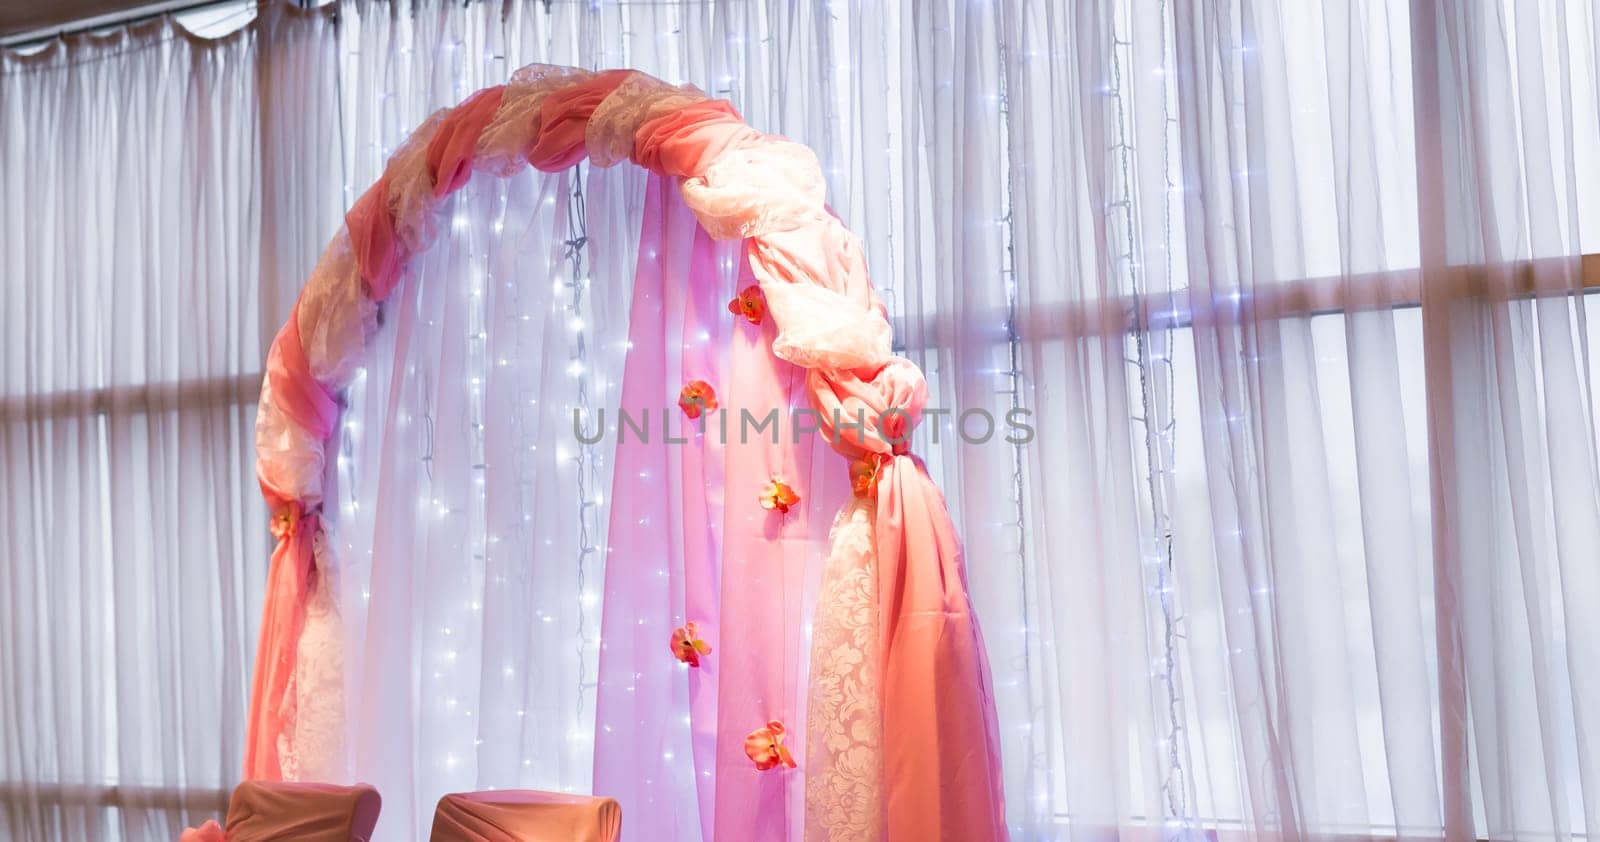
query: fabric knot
807 358 929 459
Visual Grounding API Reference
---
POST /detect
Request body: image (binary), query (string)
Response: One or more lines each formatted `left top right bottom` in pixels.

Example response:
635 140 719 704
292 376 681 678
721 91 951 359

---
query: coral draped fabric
263 302 338 450
246 302 338 781
426 86 506 197
342 178 402 302
873 457 1006 839
633 100 760 179
247 64 1005 840
524 70 631 171
809 364 1007 839
242 513 322 791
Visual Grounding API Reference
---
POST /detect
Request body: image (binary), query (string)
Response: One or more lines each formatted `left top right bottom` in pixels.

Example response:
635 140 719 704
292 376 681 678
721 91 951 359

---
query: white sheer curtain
1414 3 1600 838
6 1 1600 841
0 14 270 841
991 0 1600 839
327 163 639 837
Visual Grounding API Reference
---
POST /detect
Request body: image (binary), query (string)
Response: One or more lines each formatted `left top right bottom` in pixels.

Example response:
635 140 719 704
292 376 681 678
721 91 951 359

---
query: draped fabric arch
247 64 1007 840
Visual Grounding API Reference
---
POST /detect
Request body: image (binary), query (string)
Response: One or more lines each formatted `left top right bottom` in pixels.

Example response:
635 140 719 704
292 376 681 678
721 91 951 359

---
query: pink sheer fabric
591 176 729 840
584 72 706 169
429 791 621 842
263 302 339 446
802 313 1007 842
248 63 1006 840
606 79 1007 839
707 247 838 841
473 64 590 176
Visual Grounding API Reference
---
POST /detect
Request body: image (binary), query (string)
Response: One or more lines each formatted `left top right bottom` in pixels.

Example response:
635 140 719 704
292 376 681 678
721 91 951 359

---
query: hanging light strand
560 167 603 725
993 10 1044 831
1108 0 1193 834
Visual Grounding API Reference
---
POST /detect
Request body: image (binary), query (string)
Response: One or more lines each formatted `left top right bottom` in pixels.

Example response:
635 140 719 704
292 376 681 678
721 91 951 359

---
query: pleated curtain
2 1 1598 840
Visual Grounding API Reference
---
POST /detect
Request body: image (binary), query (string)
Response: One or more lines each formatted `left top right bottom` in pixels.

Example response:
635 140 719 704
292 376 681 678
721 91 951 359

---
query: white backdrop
0 14 267 840
3 0 1599 840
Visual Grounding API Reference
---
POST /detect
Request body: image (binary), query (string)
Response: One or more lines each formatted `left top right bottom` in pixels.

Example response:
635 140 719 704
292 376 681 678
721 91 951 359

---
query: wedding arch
247 64 1007 840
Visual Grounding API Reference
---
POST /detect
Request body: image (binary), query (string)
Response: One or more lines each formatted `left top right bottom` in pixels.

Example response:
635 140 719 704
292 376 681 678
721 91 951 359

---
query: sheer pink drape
590 176 738 841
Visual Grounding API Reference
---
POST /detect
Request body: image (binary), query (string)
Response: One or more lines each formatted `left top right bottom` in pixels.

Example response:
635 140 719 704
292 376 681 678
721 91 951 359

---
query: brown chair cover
223 780 381 841
429 790 622 842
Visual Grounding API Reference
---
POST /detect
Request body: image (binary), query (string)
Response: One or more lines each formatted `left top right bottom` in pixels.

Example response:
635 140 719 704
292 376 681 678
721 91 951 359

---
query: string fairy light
558 166 604 730
991 11 1043 835
1107 0 1194 834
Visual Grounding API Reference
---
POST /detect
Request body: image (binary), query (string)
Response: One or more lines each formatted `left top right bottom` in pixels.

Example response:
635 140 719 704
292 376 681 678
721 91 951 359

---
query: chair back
224 780 382 842
429 790 621 842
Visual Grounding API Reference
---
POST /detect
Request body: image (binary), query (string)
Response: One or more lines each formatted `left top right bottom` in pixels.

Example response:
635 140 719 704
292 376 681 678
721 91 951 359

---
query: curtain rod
3 0 689 49
0 0 271 49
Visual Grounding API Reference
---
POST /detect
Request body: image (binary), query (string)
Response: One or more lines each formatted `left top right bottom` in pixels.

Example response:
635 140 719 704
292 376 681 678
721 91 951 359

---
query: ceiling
0 0 189 43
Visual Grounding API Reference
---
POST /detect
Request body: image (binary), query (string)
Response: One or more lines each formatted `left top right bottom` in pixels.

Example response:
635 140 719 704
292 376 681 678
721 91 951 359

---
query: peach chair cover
429 790 622 842
222 781 381 841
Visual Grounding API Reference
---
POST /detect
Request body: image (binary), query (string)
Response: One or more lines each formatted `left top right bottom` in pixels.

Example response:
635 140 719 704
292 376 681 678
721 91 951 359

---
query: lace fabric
585 72 707 168
680 138 826 239
277 531 347 783
255 378 328 506
756 280 893 372
474 64 593 177
805 497 884 842
296 231 378 390
384 110 448 256
667 130 894 370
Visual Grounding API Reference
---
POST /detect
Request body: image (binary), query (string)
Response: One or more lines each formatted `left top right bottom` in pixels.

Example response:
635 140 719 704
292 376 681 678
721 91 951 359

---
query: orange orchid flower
760 477 801 514
670 622 713 667
849 457 881 499
677 380 719 420
727 284 767 325
270 504 301 541
744 720 797 771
